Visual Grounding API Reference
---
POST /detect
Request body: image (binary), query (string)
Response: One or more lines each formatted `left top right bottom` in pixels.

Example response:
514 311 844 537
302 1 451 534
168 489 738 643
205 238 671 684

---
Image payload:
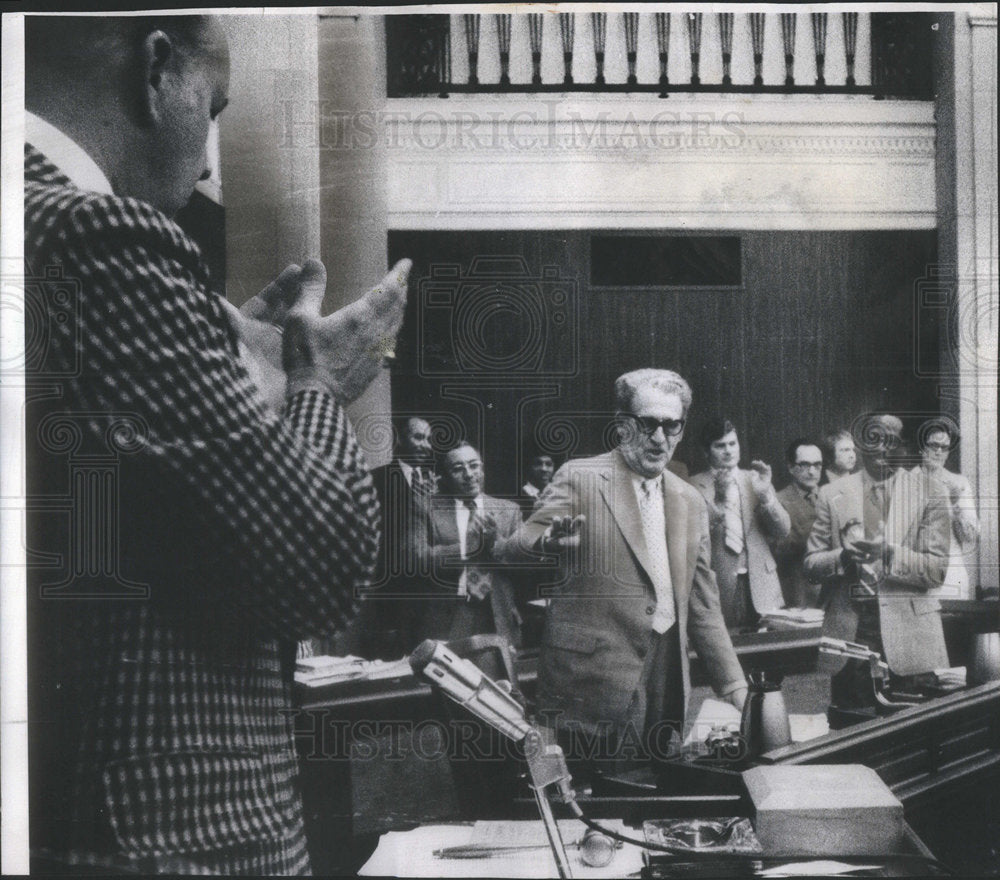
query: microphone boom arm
410 640 575 878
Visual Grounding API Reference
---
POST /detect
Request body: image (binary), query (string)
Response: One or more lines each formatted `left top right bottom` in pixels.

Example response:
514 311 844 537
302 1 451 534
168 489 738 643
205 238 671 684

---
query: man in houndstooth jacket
23 15 409 874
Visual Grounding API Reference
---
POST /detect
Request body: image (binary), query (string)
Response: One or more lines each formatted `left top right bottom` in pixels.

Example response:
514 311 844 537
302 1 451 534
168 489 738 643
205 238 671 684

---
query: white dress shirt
25 112 113 195
454 495 484 597
632 473 676 633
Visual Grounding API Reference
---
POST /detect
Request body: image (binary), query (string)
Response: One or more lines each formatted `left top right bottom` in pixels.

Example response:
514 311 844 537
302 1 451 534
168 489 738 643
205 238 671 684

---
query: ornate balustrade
386 12 933 99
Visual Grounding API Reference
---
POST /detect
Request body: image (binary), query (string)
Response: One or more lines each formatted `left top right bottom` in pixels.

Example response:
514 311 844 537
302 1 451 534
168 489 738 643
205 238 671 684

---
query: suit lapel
829 475 863 544
432 496 460 545
599 451 653 582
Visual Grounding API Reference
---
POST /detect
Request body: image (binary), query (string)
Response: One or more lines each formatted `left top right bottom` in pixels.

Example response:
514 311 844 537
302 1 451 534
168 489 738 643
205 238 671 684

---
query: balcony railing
386 12 934 99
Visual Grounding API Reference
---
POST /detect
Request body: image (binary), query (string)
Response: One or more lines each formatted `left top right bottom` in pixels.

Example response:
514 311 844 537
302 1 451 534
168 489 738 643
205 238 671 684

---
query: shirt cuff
286 368 339 400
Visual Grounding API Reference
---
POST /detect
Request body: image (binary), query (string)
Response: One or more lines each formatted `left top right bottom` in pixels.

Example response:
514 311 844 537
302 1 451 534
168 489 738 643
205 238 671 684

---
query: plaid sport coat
24 145 379 874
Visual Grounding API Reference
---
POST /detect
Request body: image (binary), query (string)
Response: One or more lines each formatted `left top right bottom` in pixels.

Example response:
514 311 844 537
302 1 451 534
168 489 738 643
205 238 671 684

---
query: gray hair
614 369 692 416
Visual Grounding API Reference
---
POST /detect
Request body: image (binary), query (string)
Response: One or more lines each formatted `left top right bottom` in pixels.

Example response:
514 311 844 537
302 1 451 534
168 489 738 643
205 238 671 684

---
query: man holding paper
804 414 951 711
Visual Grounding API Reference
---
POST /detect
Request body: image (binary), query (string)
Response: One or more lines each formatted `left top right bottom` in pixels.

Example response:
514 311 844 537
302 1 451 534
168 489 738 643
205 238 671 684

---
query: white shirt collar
397 460 414 486
25 111 113 196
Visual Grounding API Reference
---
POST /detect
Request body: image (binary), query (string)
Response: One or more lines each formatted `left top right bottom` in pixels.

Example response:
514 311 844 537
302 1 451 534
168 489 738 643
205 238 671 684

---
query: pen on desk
433 844 550 859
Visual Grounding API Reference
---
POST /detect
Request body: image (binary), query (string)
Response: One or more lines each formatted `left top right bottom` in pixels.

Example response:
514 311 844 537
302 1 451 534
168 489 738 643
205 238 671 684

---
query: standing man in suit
414 443 524 647
689 420 790 630
517 443 556 519
804 414 950 713
24 15 409 873
822 429 858 483
363 416 437 656
773 439 825 608
511 370 746 771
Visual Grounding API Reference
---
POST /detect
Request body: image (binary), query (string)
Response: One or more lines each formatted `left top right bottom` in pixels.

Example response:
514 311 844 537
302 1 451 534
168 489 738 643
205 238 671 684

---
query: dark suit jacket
361 460 433 655
774 483 821 608
25 146 378 873
689 468 790 618
413 493 524 648
510 450 744 735
804 469 950 676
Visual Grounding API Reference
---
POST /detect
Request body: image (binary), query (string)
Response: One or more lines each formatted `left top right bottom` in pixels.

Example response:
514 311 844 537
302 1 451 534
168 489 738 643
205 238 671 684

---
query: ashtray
642 818 762 853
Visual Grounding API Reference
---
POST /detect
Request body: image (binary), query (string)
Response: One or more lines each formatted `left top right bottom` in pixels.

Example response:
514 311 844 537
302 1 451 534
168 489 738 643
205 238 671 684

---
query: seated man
412 443 523 647
508 370 746 776
689 419 790 629
804 414 950 714
773 438 825 609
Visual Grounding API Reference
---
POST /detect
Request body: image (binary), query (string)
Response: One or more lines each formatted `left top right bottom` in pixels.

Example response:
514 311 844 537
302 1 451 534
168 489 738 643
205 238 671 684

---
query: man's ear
140 29 175 125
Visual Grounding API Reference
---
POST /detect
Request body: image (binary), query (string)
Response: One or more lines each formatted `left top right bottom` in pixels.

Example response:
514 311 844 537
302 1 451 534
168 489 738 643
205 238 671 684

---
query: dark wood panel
388 230 939 491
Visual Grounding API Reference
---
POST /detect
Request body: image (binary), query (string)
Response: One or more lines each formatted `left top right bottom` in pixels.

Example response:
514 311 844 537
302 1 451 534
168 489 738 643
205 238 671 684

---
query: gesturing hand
542 515 586 552
282 258 412 404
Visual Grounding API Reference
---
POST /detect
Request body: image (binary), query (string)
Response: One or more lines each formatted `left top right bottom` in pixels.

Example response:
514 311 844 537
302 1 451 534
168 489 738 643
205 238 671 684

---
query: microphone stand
410 640 575 878
523 728 574 879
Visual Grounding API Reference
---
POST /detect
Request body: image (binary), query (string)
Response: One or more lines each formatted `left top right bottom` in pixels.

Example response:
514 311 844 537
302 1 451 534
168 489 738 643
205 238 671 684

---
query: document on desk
359 819 645 877
758 860 882 876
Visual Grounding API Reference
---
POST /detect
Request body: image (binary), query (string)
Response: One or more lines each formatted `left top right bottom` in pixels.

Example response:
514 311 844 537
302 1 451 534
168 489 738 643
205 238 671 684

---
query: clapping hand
412 468 438 501
748 460 774 499
223 264 306 412
713 467 734 503
282 258 412 404
468 512 498 557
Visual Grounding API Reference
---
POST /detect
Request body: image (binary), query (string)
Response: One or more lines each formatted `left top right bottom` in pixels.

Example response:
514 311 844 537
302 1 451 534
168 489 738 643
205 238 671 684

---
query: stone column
935 8 998 594
319 14 392 466
221 14 322 304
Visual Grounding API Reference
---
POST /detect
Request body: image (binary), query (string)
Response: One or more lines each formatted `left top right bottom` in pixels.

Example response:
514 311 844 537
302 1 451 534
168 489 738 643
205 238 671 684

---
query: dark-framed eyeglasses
627 414 686 438
923 441 952 452
793 461 824 470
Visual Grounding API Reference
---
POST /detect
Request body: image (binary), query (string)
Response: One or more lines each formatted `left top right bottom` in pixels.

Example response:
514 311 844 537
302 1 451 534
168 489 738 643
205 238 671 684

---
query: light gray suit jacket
413 493 524 648
510 450 745 735
803 468 950 675
688 468 790 617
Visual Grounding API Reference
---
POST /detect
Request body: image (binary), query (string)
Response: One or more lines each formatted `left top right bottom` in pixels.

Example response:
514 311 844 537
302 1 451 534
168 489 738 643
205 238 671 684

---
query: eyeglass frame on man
625 414 686 438
923 440 953 453
793 460 824 470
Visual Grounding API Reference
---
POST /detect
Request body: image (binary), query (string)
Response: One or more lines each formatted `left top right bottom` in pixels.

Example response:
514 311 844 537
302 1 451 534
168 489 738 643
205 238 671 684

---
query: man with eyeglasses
773 439 826 608
689 419 790 630
412 443 523 647
805 414 950 716
510 369 746 775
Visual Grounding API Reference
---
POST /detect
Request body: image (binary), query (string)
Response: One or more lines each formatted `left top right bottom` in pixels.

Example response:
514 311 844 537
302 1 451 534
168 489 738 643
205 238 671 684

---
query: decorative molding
383 96 936 229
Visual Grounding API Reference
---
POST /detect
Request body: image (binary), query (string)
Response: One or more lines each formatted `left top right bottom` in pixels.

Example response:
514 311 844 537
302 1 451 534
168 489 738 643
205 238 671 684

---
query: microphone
409 639 532 742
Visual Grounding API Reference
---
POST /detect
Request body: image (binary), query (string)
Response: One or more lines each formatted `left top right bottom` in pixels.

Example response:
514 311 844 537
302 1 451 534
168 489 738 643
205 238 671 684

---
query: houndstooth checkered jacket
24 145 379 874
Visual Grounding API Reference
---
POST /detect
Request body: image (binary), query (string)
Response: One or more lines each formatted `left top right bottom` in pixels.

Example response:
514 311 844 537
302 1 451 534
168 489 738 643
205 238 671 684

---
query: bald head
25 15 230 216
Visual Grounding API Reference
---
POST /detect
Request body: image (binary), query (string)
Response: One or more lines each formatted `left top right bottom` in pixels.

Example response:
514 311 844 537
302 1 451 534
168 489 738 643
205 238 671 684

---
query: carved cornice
383 97 937 228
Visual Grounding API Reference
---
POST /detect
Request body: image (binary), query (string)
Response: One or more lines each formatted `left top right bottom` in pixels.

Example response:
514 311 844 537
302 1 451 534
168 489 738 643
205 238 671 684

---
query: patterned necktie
462 498 491 598
639 479 675 633
463 497 480 554
723 477 744 555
